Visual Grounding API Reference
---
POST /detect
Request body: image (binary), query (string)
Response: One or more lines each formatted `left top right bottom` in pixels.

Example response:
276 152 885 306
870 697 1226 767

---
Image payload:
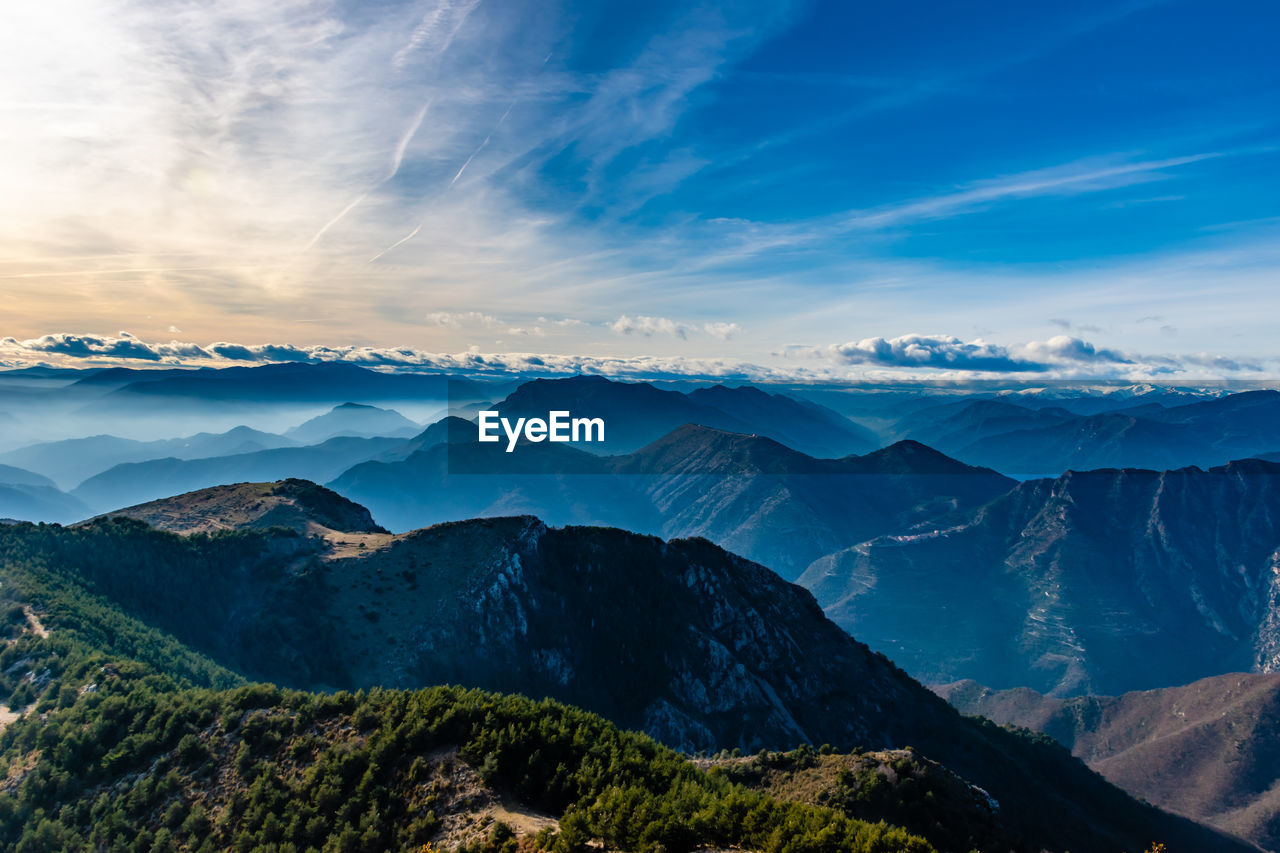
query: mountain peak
286 402 419 442
615 423 819 474
95 478 388 536
847 439 1002 476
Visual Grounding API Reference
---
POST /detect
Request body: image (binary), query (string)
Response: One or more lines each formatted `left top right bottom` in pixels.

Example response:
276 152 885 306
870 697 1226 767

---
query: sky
1 0 1278 379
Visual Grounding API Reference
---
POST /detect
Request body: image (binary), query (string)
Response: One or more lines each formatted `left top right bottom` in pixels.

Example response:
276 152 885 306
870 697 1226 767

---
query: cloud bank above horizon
2 0 1278 376
2 330 1268 381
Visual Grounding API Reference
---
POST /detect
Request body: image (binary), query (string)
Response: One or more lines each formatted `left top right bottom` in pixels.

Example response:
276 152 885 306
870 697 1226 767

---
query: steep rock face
328 517 925 753
800 459 1280 696
940 672 1280 851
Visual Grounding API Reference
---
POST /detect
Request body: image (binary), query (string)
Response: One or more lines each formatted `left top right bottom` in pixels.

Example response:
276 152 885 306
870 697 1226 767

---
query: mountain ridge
0 487 1247 852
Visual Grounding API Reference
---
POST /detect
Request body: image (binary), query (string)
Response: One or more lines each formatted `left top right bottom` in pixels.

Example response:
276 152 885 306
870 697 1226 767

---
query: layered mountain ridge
1 479 1246 852
801 458 1280 696
940 672 1280 850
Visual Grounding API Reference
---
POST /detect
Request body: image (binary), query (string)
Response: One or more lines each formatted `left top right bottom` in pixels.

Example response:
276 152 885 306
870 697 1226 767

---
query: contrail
303 193 369 251
389 101 431 180
448 100 516 187
368 224 422 262
392 0 481 70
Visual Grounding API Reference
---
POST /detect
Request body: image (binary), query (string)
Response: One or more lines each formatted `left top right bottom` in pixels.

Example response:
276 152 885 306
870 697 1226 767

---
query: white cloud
0 331 787 380
0 331 1267 381
802 332 1254 377
703 321 742 340
610 315 690 338
425 311 501 328
609 315 742 340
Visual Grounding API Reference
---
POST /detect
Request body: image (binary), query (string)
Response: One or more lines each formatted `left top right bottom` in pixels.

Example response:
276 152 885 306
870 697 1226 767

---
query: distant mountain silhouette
897 390 1280 476
72 436 404 513
332 420 1012 580
0 463 56 489
0 482 89 524
0 427 297 489
494 375 877 456
285 402 420 442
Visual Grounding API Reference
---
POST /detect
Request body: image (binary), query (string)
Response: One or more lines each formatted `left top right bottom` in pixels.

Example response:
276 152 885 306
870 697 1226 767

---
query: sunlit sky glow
2 0 1278 378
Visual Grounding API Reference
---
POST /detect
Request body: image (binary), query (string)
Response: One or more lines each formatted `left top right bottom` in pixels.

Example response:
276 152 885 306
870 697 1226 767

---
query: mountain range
800 458 1280 696
941 672 1280 850
8 478 1245 852
897 389 1280 476
71 435 408 514
493 375 879 457
0 426 299 490
332 421 1013 580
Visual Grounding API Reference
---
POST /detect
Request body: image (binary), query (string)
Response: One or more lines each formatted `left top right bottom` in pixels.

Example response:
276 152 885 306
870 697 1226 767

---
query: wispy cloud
0 0 809 348
839 153 1225 230
2 0 1277 379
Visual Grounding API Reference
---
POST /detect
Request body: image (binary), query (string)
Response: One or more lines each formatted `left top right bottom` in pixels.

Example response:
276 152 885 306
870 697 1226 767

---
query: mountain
705 746 1024 853
0 426 297 489
493 375 877 456
71 435 404 513
76 362 493 402
911 390 1280 476
0 493 1247 852
331 428 662 534
799 458 1280 696
0 464 55 489
97 478 388 536
956 412 1217 475
0 482 89 524
0 532 935 853
900 399 1074 457
374 413 477 461
285 401 421 442
330 422 1013 580
940 672 1280 851
0 435 184 489
613 429 1014 579
685 383 880 457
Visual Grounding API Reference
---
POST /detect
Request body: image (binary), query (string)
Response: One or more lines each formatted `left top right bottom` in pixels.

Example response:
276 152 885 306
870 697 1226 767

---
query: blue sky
1 0 1278 378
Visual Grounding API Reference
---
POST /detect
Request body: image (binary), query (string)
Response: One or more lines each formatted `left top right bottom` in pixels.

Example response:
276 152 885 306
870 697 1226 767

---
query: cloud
1012 335 1130 366
0 331 788 380
838 153 1225 232
0 331 1267 381
0 0 797 342
610 315 690 338
824 335 1037 372
425 311 501 328
4 332 209 362
704 321 742 340
609 315 742 340
816 333 1141 374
